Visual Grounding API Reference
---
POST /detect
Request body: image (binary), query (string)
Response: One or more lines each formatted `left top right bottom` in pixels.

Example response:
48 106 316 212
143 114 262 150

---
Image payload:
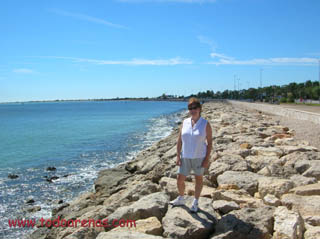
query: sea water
0 100 187 238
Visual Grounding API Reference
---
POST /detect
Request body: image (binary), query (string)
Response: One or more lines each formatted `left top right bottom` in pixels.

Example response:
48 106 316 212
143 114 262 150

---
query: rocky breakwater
28 101 320 239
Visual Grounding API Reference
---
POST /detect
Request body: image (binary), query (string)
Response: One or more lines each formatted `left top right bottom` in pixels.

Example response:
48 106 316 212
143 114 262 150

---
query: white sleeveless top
181 116 207 159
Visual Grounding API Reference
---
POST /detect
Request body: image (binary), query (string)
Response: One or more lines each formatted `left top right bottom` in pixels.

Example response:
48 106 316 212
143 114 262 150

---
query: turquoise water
0 100 186 238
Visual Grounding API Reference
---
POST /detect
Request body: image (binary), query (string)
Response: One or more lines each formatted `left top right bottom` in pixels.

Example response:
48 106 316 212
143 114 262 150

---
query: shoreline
27 101 320 239
2 103 187 239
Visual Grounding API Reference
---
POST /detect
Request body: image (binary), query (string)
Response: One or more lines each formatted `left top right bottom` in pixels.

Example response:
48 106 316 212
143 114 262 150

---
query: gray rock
289 183 320 196
281 194 320 226
212 200 240 214
263 194 281 207
245 155 279 173
251 146 283 157
96 230 164 239
273 206 304 239
290 174 317 187
303 161 320 180
162 196 218 239
94 167 132 196
210 206 275 239
304 226 320 239
106 192 169 227
217 171 262 196
258 177 294 198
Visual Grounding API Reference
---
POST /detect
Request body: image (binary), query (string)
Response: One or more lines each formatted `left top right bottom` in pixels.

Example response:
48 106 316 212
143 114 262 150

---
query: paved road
278 103 320 115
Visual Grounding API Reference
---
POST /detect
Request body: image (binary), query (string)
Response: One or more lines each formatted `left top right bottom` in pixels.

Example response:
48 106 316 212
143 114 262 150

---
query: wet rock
8 173 19 179
45 176 59 183
46 166 56 171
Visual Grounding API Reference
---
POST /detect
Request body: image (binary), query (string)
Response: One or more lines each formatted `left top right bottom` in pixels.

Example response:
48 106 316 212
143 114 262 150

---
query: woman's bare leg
194 175 203 199
177 174 186 196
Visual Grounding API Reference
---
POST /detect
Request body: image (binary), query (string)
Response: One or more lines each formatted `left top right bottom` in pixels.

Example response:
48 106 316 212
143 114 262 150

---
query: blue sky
1 0 320 102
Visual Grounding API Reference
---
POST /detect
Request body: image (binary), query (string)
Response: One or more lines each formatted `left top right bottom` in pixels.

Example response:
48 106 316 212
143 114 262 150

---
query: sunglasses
188 105 199 110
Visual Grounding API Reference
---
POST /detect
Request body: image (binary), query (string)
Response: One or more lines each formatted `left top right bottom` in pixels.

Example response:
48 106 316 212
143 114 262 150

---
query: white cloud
13 68 35 74
210 52 234 60
48 8 127 29
208 53 319 66
36 56 193 66
117 0 216 3
197 35 217 51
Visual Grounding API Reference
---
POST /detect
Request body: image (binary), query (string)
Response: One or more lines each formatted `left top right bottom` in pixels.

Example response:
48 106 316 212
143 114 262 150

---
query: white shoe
169 196 185 206
190 202 199 213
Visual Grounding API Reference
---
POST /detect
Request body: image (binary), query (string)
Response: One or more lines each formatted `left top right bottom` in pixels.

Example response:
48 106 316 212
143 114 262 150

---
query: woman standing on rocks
170 97 212 212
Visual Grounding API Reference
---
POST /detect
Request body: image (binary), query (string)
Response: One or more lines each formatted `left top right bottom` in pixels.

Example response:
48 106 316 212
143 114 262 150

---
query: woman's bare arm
202 122 212 168
176 124 183 165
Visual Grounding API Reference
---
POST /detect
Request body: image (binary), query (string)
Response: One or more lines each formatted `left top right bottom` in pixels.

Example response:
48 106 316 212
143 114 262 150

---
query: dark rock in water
46 166 56 171
63 174 69 177
26 197 35 204
46 176 59 183
8 173 19 179
25 206 41 213
53 199 64 204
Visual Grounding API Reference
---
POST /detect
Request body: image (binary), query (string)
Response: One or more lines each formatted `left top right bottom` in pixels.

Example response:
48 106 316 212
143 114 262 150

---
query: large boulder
250 146 283 157
278 145 318 155
217 171 262 196
304 226 320 239
211 189 264 208
273 206 304 239
94 167 132 196
289 175 317 187
303 162 320 180
162 196 218 239
106 192 169 225
245 155 279 173
103 180 160 208
212 200 240 214
210 206 275 239
281 194 320 226
289 183 320 196
110 217 163 236
258 177 294 198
